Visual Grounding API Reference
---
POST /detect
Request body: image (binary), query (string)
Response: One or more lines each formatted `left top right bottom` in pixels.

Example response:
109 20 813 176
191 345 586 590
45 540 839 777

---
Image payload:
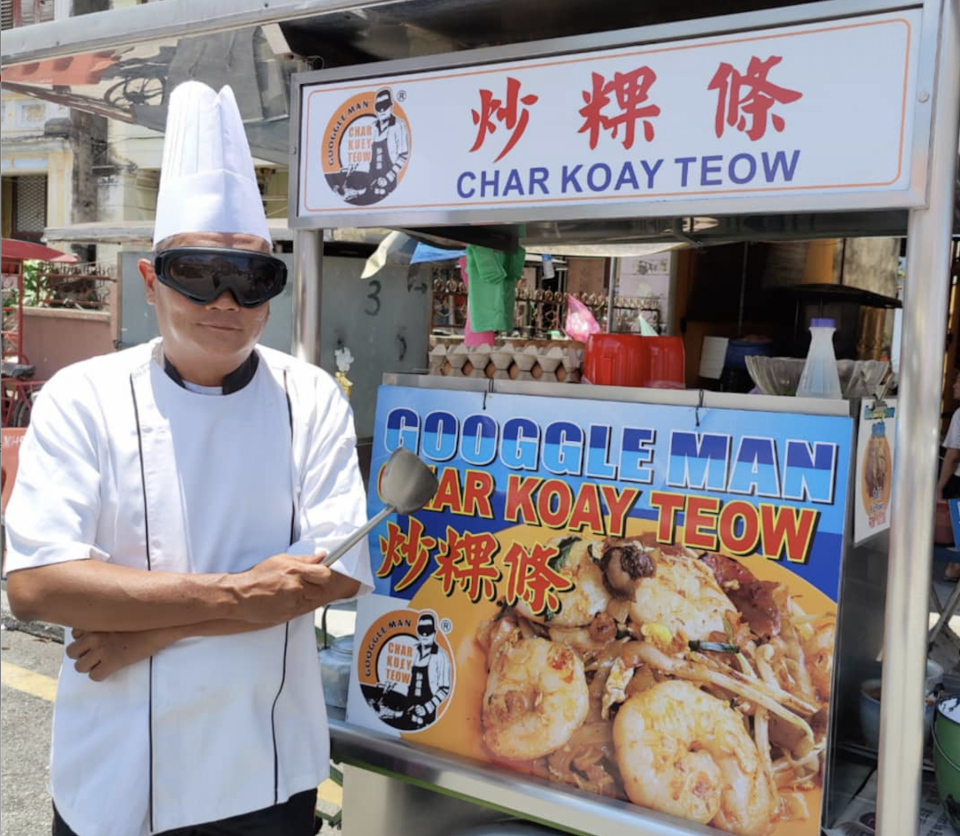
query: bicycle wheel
10 391 32 427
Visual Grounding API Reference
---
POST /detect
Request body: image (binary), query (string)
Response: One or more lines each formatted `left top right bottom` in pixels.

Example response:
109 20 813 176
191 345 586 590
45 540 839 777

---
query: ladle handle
322 504 395 568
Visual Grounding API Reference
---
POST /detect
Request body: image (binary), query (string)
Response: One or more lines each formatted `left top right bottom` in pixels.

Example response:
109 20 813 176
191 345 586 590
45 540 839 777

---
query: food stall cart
286 2 960 834
2 0 958 833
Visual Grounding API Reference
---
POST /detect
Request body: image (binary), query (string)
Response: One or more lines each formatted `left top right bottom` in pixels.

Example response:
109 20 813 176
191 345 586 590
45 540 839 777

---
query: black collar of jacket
163 352 259 395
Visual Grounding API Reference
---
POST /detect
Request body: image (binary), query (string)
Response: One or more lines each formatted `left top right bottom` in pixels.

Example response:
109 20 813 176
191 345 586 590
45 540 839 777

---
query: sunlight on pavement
929 611 960 634
0 661 57 702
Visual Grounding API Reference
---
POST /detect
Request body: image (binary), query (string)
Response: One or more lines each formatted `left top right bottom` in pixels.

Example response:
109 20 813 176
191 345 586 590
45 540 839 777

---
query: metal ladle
322 447 439 568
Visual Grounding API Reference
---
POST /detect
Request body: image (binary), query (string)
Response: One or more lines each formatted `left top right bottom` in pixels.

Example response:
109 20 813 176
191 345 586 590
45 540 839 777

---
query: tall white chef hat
153 81 270 246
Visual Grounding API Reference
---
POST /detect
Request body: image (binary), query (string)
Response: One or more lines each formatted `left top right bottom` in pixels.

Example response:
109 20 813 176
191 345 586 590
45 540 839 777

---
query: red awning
0 238 78 263
0 53 118 86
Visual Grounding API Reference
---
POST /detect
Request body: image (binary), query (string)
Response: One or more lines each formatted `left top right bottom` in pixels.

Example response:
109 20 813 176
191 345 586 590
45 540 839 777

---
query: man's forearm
6 560 241 631
161 571 358 639
67 618 271 681
8 556 363 633
322 570 362 606
149 575 358 646
67 572 363 681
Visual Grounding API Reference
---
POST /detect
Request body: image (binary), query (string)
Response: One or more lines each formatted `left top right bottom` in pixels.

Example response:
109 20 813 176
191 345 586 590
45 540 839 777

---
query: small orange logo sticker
357 608 454 732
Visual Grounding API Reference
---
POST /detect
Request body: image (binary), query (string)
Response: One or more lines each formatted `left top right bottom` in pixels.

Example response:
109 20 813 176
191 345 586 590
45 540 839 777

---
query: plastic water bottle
796 318 842 399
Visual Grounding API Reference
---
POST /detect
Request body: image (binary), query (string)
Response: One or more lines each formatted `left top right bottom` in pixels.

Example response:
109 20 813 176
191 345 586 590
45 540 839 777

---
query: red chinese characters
578 66 661 151
501 541 575 617
470 77 539 163
432 527 502 603
708 56 803 141
377 518 437 592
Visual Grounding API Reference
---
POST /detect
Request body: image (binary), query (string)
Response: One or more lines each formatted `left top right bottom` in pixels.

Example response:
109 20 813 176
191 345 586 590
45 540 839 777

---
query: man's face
417 625 435 651
139 232 271 367
375 96 392 122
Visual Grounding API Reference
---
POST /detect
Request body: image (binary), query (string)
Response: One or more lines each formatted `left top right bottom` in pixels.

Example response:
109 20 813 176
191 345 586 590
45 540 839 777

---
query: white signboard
854 399 897 545
295 10 922 227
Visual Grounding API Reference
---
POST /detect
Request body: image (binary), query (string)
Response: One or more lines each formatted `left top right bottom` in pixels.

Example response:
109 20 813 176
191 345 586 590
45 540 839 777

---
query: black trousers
52 789 318 836
945 473 960 500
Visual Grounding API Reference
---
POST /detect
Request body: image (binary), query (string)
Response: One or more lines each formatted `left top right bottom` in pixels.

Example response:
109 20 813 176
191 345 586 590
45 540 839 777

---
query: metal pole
877 1 960 833
737 242 749 338
605 257 616 333
293 228 323 366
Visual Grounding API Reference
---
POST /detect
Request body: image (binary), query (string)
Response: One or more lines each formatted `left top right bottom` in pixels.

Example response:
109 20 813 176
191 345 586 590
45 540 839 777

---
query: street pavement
1 624 60 836
0 586 346 836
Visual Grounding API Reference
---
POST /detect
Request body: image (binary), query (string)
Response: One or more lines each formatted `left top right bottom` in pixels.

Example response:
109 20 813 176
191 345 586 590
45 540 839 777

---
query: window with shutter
12 176 48 242
5 0 54 27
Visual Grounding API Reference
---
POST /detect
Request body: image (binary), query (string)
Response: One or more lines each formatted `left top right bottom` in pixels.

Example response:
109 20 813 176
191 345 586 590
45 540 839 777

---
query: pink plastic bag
564 295 601 342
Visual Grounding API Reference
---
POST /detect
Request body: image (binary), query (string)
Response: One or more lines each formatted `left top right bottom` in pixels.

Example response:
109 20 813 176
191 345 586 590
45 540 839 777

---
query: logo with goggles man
322 88 411 207
357 609 453 732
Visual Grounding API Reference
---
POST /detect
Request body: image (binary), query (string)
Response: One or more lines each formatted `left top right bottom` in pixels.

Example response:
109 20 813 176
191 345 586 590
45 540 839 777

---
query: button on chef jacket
4 340 373 836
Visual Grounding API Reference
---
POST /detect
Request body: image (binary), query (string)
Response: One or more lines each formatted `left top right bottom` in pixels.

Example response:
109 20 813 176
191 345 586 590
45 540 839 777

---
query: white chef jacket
945 410 960 477
4 340 372 836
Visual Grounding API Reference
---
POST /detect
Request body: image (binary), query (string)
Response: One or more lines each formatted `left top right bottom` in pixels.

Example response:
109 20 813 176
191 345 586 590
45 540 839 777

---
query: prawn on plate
481 618 589 761
613 680 776 836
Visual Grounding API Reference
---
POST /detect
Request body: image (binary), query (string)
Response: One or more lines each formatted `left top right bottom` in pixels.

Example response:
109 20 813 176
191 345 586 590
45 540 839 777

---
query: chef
338 88 409 206
4 81 372 836
367 89 409 201
403 612 452 727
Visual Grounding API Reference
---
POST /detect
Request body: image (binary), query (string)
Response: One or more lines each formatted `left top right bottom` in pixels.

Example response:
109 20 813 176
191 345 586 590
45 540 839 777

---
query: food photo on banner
346 386 854 836
853 399 897 546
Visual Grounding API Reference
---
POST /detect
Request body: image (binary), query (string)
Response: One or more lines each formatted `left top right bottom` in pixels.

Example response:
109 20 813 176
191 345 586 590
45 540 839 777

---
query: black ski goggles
153 247 287 308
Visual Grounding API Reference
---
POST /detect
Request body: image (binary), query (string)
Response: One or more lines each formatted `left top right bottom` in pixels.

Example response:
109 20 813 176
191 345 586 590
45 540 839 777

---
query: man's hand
230 552 342 624
67 628 172 681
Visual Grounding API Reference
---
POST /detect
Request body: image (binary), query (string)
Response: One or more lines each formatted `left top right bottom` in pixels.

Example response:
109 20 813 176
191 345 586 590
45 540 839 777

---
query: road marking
1 661 57 702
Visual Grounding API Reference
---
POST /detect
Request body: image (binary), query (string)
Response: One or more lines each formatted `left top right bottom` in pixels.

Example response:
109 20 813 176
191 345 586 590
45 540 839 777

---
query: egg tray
433 359 582 383
428 338 585 384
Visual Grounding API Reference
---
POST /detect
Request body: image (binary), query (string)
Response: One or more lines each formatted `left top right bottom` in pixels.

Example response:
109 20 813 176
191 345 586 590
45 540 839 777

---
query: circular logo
357 608 454 733
322 87 411 207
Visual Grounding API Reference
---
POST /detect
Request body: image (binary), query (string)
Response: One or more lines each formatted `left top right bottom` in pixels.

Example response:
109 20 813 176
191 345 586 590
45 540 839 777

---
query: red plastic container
644 336 686 389
583 334 685 388
583 334 646 386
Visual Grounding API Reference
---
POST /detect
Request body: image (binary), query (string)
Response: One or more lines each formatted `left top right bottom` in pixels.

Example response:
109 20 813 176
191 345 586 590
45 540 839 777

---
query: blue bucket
725 338 774 371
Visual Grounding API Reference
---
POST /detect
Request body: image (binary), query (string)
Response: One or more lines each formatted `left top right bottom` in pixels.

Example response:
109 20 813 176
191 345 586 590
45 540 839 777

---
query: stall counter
329 709 719 836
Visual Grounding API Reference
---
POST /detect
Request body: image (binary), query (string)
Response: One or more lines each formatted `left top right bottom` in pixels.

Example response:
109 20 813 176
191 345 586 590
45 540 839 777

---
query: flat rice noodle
566 721 614 749
622 641 817 744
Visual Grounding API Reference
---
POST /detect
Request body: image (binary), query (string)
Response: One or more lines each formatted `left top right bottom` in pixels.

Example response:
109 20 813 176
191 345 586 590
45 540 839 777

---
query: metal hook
695 388 705 428
482 376 495 411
